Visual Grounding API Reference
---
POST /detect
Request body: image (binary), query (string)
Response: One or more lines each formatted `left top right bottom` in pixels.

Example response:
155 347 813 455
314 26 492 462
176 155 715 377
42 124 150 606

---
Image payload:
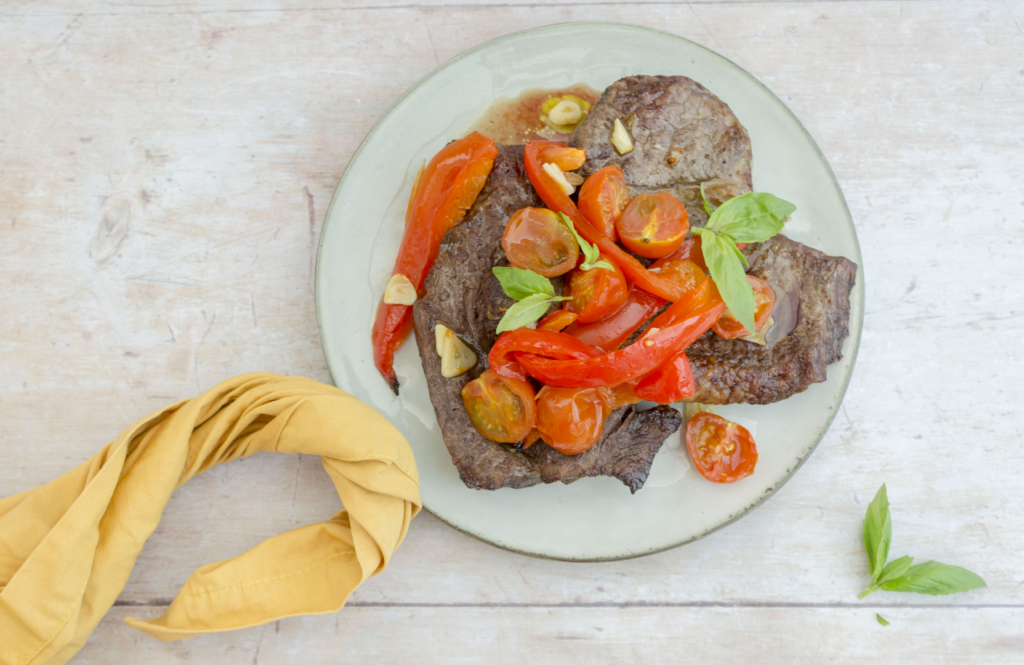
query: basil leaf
877 555 914 586
701 230 756 334
492 266 555 300
699 182 715 216
876 614 890 627
495 293 568 333
557 213 608 271
863 484 892 582
880 561 987 596
705 192 796 243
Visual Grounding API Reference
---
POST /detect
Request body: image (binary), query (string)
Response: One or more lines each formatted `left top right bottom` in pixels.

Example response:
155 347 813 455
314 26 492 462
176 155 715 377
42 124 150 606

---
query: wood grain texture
1 0 1022 662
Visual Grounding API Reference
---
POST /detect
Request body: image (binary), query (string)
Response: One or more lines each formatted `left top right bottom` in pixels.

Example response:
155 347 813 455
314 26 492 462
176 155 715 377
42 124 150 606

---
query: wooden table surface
3 1 1023 662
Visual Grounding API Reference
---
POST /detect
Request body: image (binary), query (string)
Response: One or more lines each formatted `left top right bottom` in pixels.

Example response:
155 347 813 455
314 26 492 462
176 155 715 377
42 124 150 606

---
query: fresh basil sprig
859 484 987 601
557 213 612 272
691 184 796 333
493 266 569 333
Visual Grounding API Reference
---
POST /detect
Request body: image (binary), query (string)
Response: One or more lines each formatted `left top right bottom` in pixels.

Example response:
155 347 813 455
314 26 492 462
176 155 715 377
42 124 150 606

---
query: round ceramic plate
315 22 863 561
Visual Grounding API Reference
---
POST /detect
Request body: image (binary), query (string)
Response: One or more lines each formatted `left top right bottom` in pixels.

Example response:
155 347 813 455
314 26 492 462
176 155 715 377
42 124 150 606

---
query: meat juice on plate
468 84 601 145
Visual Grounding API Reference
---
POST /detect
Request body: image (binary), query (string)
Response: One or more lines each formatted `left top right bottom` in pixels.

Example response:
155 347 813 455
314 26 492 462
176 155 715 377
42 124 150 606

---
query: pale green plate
315 23 863 561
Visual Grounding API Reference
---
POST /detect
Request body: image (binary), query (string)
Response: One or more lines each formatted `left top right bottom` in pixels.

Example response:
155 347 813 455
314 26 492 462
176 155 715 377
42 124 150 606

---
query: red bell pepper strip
524 141 688 302
515 302 722 388
564 289 666 352
633 351 695 403
489 328 602 382
372 132 497 392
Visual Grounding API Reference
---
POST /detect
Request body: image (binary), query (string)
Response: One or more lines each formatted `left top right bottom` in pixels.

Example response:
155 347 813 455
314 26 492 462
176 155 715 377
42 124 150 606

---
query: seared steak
573 75 857 404
413 145 680 491
571 75 753 226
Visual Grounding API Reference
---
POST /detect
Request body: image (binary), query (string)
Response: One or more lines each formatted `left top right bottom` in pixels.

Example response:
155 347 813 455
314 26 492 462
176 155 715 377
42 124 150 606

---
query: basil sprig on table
492 266 570 333
557 213 612 272
859 484 987 602
691 184 796 333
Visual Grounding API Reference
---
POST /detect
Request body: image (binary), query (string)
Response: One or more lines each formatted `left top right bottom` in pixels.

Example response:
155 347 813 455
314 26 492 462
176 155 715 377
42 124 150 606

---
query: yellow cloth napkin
0 373 421 665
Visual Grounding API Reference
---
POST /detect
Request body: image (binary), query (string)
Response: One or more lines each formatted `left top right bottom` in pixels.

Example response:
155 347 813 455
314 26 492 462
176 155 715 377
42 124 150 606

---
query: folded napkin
0 373 421 665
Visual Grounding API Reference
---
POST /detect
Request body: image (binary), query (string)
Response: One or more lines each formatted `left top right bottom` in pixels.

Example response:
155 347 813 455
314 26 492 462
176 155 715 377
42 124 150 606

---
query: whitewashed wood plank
0 0 1020 638
75 605 1024 664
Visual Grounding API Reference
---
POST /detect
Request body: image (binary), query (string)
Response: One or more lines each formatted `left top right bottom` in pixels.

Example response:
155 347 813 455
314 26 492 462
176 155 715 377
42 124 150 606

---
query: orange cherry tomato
537 309 579 332
502 207 579 278
536 386 607 455
566 256 630 324
685 412 758 483
712 275 776 339
661 237 706 272
578 165 631 241
601 382 642 410
616 192 690 259
461 370 537 444
648 258 706 297
535 143 587 171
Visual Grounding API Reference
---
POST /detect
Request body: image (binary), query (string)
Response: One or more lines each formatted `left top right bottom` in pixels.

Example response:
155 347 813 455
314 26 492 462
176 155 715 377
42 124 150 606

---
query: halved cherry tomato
566 257 629 324
648 258 706 296
537 309 578 332
616 192 690 259
601 382 642 410
502 207 579 277
578 165 631 241
536 386 607 455
662 237 706 272
533 143 587 171
685 412 758 483
461 370 537 444
565 289 665 352
712 275 776 339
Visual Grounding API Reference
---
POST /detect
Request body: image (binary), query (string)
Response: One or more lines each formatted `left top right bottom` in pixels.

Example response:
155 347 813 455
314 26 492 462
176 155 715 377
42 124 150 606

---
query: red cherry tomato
461 370 537 444
712 275 776 339
566 257 629 323
537 309 579 332
648 258 706 297
502 207 579 278
616 192 690 259
633 352 695 404
536 386 607 455
578 165 631 241
685 412 758 483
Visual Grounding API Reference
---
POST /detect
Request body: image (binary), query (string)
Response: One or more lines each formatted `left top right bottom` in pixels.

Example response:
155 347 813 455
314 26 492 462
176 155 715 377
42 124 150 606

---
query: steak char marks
572 75 857 404
413 145 681 491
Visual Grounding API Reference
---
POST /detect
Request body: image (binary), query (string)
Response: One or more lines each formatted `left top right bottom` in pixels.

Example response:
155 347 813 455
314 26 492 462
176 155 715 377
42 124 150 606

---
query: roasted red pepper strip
564 289 666 352
524 141 688 302
372 132 497 392
515 302 722 388
633 351 695 403
488 328 603 381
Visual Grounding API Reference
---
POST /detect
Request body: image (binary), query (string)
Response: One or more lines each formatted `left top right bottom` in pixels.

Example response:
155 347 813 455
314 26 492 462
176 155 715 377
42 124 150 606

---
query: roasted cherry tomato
633 352 695 404
461 370 537 444
648 258 706 297
601 382 642 410
712 275 776 339
536 386 607 455
578 165 631 241
685 412 758 483
533 143 587 171
502 207 579 277
616 192 690 259
537 309 578 332
662 237 706 272
566 257 629 324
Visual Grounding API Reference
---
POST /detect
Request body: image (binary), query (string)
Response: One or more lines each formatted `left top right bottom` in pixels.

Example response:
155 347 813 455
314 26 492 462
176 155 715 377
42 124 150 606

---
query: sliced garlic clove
542 162 575 196
435 323 451 357
440 330 477 378
563 171 585 187
383 273 417 305
611 117 634 155
547 99 583 127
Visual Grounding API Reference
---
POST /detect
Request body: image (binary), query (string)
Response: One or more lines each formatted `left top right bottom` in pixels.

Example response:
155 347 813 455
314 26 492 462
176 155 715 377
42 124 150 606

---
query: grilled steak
573 75 857 404
571 75 753 227
413 145 680 491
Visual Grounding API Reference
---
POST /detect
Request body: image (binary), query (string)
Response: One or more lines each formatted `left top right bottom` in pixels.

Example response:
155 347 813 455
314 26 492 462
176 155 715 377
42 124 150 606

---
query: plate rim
315 21 865 562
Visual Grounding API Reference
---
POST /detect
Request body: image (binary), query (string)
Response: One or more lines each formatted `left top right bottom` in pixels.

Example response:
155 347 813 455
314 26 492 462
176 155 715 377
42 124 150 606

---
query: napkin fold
0 373 421 665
